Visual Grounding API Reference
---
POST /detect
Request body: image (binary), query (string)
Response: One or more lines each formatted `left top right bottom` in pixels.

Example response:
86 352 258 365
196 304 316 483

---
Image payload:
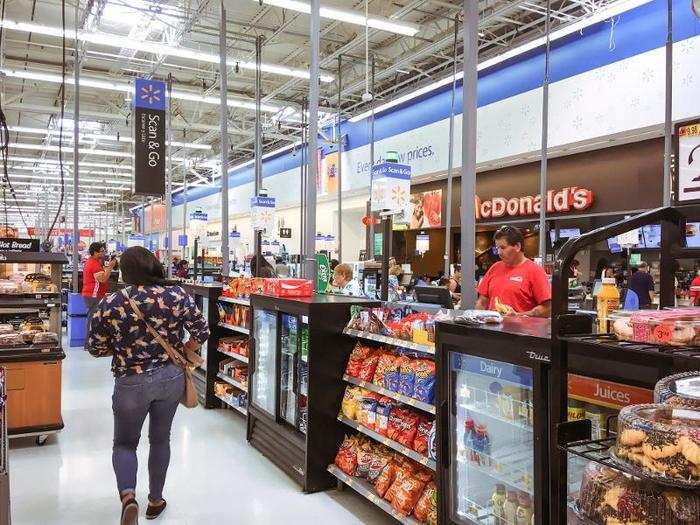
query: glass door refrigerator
436 318 552 525
251 308 278 417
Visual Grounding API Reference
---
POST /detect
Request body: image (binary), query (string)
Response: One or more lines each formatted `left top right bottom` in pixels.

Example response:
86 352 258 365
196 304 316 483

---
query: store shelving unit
215 392 248 416
337 414 436 470
217 347 249 364
218 296 250 307
550 205 700 525
343 328 435 355
0 367 9 525
216 371 248 392
0 252 67 445
219 322 250 335
342 374 435 415
327 465 423 525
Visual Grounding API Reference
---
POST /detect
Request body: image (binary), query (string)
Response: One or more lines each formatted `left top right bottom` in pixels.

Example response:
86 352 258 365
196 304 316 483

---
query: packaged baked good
0 332 23 346
413 481 437 522
32 331 59 344
654 372 700 409
413 359 436 404
615 403 700 484
578 461 700 524
373 352 398 388
0 324 14 334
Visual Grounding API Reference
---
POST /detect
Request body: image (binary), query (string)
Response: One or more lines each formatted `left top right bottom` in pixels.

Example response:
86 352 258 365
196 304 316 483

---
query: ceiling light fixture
0 19 334 82
0 67 283 113
348 0 654 123
7 156 132 170
253 0 419 36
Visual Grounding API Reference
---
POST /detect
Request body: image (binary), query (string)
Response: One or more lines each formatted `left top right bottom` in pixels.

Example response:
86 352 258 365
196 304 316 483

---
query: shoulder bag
124 291 203 408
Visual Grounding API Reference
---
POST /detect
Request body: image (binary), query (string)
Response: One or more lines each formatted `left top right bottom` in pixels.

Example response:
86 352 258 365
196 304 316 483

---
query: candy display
219 358 248 388
221 277 266 298
611 309 700 347
615 404 700 484
577 462 700 524
214 381 247 409
654 372 700 409
347 305 444 345
218 302 250 329
333 433 437 521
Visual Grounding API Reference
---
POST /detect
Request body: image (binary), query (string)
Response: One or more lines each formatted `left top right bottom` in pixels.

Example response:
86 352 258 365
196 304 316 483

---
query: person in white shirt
332 263 363 296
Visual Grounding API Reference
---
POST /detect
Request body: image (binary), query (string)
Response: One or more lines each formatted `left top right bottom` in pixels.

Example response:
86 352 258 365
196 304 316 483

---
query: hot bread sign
474 186 593 220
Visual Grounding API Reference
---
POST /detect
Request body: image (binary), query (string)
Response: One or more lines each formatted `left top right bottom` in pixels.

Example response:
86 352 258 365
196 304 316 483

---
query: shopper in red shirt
83 242 118 320
475 226 552 317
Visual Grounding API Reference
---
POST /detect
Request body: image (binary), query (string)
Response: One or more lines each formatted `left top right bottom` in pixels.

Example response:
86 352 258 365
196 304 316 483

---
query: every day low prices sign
134 78 166 196
251 196 276 232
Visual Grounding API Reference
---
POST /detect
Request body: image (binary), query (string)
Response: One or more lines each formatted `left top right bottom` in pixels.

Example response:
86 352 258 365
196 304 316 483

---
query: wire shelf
561 333 700 360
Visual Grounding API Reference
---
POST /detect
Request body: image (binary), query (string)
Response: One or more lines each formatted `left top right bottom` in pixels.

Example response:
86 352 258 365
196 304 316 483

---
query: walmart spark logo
140 84 162 105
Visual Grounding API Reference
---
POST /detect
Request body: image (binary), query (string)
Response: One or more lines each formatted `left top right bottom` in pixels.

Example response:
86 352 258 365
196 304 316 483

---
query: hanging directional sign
134 78 167 196
251 196 276 232
370 162 411 213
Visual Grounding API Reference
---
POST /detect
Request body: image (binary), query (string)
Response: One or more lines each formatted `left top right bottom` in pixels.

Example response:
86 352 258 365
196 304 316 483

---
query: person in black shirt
628 261 655 308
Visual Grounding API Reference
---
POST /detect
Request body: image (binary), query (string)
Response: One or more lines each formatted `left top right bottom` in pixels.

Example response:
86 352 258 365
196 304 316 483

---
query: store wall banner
315 253 330 293
0 237 39 252
676 121 700 202
27 227 94 237
370 163 411 212
251 196 276 232
127 234 146 248
409 189 442 229
133 78 166 196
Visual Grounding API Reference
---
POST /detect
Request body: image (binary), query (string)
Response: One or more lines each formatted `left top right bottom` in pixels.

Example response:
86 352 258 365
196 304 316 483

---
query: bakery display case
0 252 67 445
247 293 375 493
551 206 700 525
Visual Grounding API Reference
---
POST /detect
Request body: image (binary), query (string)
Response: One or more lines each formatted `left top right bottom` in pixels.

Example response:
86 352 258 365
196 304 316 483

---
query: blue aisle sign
251 196 276 232
371 162 411 213
133 78 167 196
178 234 188 247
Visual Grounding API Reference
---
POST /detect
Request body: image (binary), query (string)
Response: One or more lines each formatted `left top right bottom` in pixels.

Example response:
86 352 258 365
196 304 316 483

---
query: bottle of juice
463 418 476 462
491 484 507 521
597 272 620 333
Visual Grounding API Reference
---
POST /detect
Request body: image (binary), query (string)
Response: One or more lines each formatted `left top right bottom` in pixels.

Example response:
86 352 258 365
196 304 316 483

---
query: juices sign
475 187 593 220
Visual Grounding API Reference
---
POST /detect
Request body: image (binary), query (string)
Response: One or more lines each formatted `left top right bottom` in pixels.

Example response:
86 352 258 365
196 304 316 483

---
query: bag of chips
413 482 437 522
356 442 374 479
367 446 393 483
398 358 416 397
357 392 380 430
345 343 373 378
374 461 399 497
334 435 359 476
392 475 426 516
386 355 410 392
413 359 436 404
358 350 381 382
428 420 437 460
413 417 432 455
373 352 398 387
384 462 414 503
387 407 420 447
341 386 364 420
375 396 395 436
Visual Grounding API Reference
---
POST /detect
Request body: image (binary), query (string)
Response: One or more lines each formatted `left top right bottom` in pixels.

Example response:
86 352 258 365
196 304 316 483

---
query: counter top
251 293 376 306
439 316 551 340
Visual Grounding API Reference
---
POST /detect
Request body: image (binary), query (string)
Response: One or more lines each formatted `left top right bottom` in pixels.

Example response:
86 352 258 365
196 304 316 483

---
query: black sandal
120 493 139 525
146 499 167 520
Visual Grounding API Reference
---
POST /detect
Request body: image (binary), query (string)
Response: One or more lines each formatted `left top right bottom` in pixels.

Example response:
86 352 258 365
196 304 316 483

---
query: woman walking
88 247 209 524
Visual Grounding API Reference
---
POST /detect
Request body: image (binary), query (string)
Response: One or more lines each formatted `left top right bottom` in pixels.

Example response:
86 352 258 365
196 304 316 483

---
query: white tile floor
9 346 395 525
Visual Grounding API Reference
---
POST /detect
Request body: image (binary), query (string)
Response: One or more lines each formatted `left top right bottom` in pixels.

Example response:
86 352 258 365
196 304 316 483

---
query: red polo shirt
477 259 551 313
82 257 108 298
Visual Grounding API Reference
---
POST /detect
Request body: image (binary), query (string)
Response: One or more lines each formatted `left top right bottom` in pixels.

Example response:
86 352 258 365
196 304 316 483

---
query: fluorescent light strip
348 0 653 123
9 166 132 178
8 126 211 150
9 142 133 158
0 19 334 83
0 68 282 113
7 156 131 170
7 173 130 185
254 0 419 36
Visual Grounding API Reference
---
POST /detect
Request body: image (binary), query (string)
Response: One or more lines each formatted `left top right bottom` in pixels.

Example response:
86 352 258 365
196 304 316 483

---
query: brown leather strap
123 290 187 369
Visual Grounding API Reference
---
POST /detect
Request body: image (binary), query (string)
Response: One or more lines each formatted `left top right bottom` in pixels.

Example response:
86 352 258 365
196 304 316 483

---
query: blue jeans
112 363 184 501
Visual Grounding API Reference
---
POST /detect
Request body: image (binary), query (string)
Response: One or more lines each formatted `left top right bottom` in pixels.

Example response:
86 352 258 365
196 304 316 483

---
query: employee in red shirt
475 226 552 317
82 242 118 319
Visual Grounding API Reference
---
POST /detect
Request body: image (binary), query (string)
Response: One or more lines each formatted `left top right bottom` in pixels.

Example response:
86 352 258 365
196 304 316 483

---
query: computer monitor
400 272 413 287
414 286 453 308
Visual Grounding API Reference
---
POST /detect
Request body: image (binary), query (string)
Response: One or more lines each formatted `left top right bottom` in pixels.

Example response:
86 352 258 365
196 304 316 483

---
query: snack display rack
0 367 9 525
343 328 436 355
550 206 700 525
247 293 376 493
0 252 66 445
